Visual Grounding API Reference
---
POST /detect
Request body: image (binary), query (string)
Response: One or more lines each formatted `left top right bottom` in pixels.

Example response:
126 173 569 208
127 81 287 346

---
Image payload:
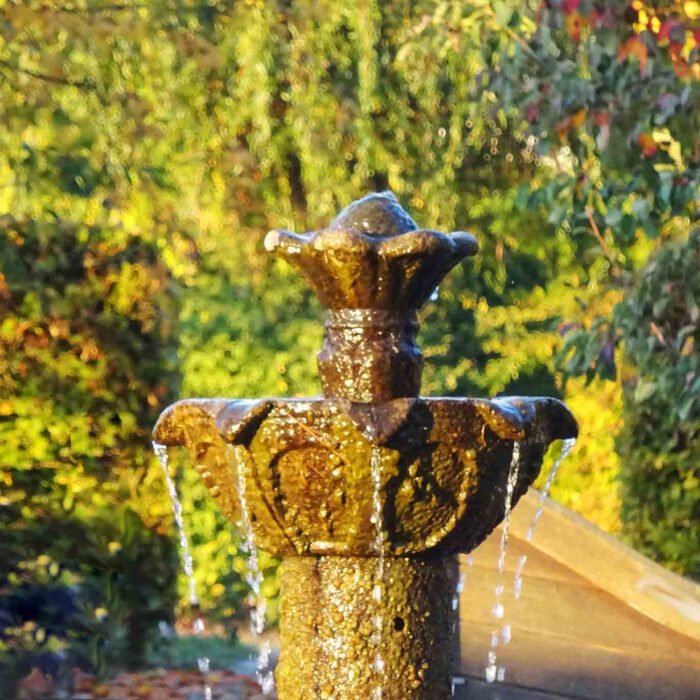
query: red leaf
618 36 648 73
565 11 588 42
638 132 657 157
657 20 678 45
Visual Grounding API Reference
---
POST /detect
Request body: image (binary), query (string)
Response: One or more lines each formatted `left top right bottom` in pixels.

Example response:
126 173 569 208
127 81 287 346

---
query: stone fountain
153 192 578 700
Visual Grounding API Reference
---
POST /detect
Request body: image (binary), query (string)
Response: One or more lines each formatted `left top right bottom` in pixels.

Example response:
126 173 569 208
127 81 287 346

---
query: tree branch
585 205 621 276
0 59 97 90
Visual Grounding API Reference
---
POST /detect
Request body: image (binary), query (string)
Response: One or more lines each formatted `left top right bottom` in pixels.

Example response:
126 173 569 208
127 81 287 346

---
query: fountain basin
153 394 575 698
153 396 576 558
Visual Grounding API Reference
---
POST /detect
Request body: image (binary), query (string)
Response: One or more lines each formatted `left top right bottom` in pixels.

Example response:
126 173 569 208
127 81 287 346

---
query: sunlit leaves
0 219 180 676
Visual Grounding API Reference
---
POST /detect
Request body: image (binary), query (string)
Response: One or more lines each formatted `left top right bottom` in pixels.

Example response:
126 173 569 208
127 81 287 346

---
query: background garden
1 0 698 693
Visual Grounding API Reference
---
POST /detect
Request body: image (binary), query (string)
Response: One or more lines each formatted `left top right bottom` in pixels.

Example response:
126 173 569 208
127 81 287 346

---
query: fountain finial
264 192 478 401
263 191 478 311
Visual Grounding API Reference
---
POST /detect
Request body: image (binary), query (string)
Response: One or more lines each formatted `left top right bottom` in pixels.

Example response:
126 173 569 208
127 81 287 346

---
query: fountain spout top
264 191 478 401
263 191 478 311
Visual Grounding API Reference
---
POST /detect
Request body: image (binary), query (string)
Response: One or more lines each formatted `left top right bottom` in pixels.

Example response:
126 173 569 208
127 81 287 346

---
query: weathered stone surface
153 396 576 557
153 192 578 699
263 192 478 313
277 555 458 700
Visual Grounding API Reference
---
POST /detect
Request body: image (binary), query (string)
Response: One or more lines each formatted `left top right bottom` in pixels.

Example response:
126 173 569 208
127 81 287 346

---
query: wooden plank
464 530 589 587
458 624 700 700
459 560 700 659
506 490 700 640
455 492 700 699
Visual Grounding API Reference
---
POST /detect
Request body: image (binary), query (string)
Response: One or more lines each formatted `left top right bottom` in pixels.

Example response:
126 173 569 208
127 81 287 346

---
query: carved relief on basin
153 395 576 558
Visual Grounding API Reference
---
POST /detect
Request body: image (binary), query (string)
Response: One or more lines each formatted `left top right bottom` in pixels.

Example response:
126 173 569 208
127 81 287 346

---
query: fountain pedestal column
277 556 459 700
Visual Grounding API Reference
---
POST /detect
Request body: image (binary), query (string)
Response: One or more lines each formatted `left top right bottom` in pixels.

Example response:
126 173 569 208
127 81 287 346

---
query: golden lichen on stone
276 556 458 700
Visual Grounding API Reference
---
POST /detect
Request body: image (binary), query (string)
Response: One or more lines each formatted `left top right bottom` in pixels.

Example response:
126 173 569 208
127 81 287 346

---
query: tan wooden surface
456 490 700 699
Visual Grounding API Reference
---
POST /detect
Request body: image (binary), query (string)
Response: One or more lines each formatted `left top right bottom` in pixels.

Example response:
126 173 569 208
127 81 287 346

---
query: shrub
0 218 180 689
614 230 700 579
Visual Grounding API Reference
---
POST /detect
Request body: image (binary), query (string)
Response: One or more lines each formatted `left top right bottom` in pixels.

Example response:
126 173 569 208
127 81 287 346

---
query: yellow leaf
684 1 700 20
681 29 696 60
668 140 684 169
571 108 587 128
651 127 672 144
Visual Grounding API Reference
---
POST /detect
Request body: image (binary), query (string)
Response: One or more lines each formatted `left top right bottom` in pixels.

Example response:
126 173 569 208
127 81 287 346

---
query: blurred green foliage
615 231 700 578
146 633 252 671
0 0 697 684
500 0 699 571
0 219 180 687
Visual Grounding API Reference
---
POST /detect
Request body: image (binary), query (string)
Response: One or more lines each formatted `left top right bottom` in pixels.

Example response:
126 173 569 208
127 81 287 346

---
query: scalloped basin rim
152 395 577 447
264 227 479 258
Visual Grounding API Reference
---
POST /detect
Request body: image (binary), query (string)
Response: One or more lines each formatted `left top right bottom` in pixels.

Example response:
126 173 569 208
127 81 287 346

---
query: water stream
485 441 521 684
484 437 577 686
236 454 275 696
525 438 577 543
513 437 577 603
153 443 212 700
370 446 385 700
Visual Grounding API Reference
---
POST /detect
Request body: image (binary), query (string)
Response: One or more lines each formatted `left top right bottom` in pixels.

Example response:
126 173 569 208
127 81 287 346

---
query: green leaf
605 208 622 226
634 380 657 403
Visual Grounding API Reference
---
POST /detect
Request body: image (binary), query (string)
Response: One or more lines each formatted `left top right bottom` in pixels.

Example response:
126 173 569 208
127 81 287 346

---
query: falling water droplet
513 554 527 601
485 441 521 684
235 448 275 696
430 286 439 301
514 577 524 600
154 443 212 700
485 663 497 684
450 570 465 634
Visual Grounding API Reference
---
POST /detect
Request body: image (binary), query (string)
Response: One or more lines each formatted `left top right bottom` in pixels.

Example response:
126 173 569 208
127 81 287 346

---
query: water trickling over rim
235 447 275 696
485 441 521 685
484 437 577 685
153 442 212 700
